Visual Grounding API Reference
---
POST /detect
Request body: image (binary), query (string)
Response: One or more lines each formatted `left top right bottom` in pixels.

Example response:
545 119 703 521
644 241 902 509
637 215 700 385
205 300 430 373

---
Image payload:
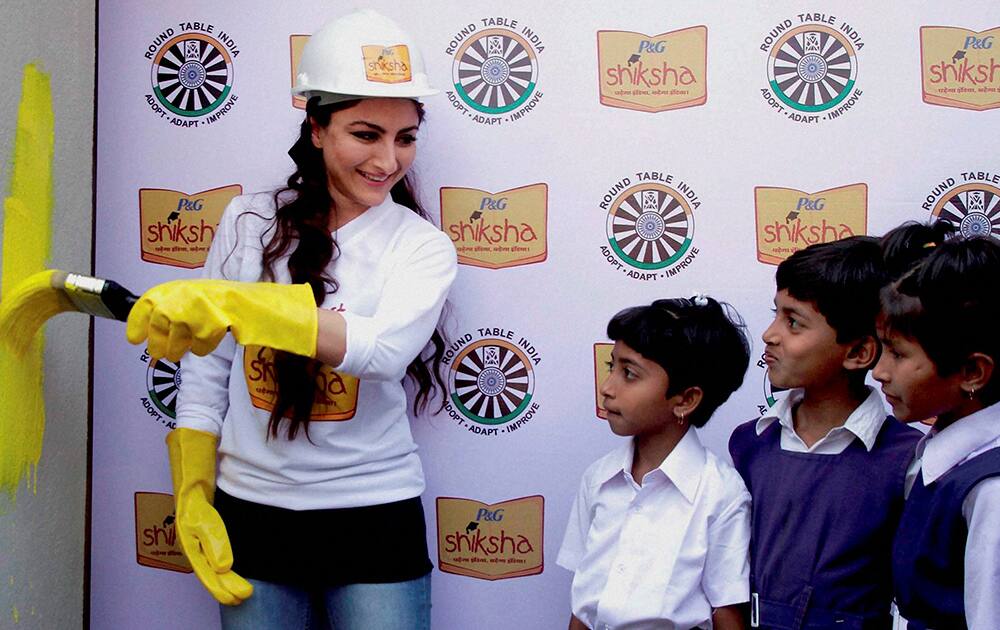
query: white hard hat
292 9 437 103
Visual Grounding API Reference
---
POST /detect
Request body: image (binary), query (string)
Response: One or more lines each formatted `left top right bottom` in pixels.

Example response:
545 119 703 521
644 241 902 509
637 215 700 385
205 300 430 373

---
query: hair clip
922 241 937 249
692 294 709 306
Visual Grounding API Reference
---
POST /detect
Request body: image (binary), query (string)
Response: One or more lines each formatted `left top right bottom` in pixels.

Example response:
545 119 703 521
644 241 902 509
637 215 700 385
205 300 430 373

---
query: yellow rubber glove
125 279 318 362
167 428 253 606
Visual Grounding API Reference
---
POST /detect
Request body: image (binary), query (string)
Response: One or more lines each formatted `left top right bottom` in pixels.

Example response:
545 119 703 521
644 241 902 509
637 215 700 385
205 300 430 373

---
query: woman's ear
961 352 995 398
844 335 879 371
309 117 324 149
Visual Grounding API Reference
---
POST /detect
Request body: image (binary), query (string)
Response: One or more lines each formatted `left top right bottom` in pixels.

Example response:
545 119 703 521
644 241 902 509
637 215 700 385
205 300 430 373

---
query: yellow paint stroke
0 270 74 357
0 63 54 507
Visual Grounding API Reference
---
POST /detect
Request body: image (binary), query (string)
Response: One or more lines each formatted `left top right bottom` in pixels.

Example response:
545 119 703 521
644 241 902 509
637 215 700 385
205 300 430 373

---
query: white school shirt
755 386 887 454
557 428 751 630
902 401 1000 630
175 193 457 510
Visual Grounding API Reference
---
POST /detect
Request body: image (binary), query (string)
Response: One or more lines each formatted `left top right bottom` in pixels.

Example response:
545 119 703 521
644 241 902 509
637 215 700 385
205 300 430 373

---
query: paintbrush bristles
0 269 76 356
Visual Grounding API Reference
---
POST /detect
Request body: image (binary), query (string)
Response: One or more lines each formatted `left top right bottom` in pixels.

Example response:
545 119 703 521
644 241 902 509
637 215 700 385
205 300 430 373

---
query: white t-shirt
557 428 751 630
175 193 457 510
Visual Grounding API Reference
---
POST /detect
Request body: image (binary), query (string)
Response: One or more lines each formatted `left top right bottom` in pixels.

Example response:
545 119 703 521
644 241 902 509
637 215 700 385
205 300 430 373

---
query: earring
966 387 976 400
675 411 686 425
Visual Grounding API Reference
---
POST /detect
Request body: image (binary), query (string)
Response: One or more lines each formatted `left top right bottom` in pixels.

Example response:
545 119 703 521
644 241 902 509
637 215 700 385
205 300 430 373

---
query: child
558 296 752 630
874 236 1000 629
729 236 923 629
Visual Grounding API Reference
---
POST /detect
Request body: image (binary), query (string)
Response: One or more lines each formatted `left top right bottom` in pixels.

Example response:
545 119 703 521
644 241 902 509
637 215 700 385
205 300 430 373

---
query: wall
0 1 95 628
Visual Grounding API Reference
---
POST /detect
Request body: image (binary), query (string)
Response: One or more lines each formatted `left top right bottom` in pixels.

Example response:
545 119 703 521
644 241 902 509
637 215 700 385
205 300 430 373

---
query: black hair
249 96 447 441
775 236 887 346
880 220 955 282
606 296 750 427
881 236 1000 405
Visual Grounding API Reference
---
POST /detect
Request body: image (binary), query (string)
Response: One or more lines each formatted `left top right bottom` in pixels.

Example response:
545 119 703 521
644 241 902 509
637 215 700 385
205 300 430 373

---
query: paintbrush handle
102 280 139 322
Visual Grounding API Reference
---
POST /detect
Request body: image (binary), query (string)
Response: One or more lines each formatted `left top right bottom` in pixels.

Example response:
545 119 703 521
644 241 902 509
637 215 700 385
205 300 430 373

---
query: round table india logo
767 25 857 112
452 29 538 114
151 33 233 117
449 339 534 426
147 357 182 418
606 184 694 270
931 184 1000 239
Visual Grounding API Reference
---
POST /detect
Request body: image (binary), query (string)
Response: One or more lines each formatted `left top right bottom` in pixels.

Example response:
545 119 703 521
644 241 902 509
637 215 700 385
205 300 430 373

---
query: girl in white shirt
874 234 1000 630
558 296 752 630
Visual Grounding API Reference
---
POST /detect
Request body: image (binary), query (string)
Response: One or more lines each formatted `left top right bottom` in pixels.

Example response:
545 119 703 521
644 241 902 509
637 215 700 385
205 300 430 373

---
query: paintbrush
0 269 138 356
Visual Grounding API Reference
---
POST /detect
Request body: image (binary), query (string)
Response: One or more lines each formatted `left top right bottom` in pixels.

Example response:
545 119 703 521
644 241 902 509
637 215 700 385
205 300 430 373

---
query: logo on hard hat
143 23 240 127
362 44 412 83
445 18 545 125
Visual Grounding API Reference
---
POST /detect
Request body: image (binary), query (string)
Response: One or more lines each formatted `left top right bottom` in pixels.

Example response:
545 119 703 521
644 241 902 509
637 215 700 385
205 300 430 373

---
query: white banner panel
94 2 1000 628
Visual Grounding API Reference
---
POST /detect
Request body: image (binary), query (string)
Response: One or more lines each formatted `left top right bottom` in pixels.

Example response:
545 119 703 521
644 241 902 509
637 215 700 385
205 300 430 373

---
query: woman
127 10 455 629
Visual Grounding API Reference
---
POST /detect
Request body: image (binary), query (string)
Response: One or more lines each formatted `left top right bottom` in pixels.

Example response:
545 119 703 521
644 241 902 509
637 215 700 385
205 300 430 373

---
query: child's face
762 289 854 390
600 340 682 438
873 328 964 422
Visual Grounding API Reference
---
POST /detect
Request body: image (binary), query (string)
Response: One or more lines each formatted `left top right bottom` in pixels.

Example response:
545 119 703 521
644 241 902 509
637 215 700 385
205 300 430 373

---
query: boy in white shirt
558 296 752 630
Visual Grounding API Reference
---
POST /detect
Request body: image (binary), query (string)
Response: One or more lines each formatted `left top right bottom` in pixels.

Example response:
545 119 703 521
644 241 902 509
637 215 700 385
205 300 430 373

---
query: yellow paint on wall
0 63 55 506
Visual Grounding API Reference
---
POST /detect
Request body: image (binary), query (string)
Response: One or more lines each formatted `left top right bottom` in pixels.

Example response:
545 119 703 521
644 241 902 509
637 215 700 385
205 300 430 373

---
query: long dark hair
257 96 447 440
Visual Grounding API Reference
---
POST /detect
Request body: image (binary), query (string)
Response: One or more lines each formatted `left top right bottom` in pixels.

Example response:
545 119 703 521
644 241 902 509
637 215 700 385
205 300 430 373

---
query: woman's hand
167 428 253 606
126 279 318 362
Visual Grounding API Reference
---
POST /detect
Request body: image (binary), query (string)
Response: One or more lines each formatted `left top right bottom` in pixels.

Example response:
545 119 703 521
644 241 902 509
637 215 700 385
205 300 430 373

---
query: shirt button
617 564 626 574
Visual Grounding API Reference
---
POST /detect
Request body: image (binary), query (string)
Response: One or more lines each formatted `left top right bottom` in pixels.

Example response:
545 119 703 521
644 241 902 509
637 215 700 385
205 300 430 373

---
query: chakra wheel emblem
768 26 856 112
607 184 694 270
152 34 233 117
147 358 182 418
932 184 1000 239
450 340 534 425
453 29 538 114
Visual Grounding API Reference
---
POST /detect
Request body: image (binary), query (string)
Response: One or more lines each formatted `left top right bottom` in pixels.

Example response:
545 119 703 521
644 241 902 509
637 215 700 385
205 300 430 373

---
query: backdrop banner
93 2 1000 628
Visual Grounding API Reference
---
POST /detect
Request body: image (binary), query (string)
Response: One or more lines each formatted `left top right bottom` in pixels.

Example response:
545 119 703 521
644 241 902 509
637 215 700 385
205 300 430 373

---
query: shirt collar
331 196 392 244
755 386 887 451
660 428 707 503
594 429 706 504
756 388 804 435
921 400 1000 484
